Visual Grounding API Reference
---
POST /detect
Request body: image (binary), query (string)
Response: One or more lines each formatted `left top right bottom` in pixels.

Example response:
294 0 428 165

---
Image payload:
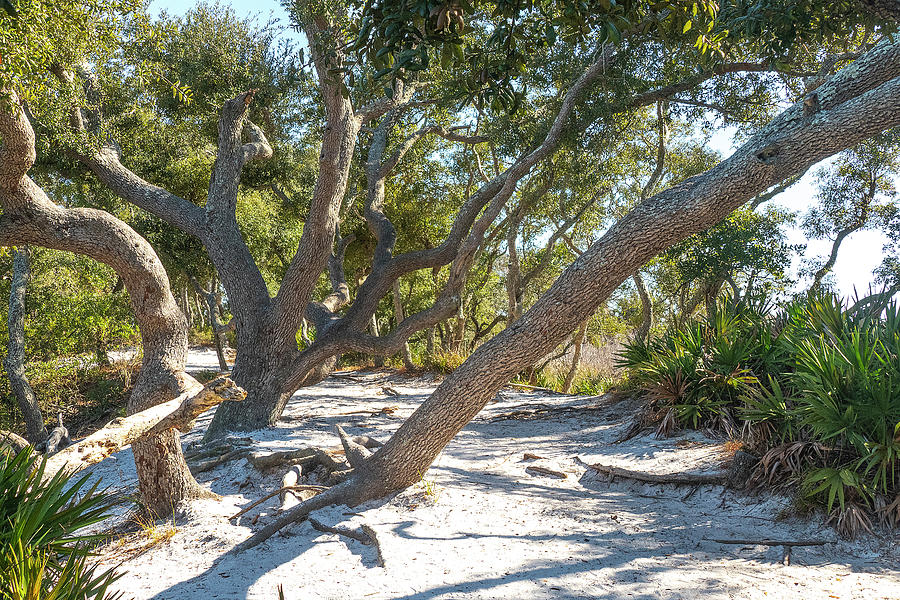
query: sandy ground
81 349 900 600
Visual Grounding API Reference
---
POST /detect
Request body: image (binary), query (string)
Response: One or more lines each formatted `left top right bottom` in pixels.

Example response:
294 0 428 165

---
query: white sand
82 349 900 599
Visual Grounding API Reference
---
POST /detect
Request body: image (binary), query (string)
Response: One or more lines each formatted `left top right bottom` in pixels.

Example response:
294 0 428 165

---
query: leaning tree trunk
0 89 208 516
348 42 900 503
234 39 900 553
3 247 47 444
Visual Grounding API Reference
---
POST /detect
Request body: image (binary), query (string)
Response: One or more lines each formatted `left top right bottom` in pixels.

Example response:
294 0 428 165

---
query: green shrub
619 291 900 535
0 448 122 600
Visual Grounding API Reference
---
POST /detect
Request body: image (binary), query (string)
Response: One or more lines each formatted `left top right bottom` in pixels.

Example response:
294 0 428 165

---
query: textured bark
4 247 46 443
0 430 30 454
65 10 897 442
0 90 207 515
392 280 414 369
189 275 229 371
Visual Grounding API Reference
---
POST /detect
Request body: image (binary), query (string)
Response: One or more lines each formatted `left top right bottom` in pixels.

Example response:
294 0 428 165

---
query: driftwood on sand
37 376 245 480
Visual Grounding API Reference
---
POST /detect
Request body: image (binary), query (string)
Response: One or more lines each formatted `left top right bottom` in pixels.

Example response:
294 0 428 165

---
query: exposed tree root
525 465 568 479
337 425 373 467
308 517 373 545
360 524 386 567
231 481 358 554
580 459 727 486
703 538 829 566
230 485 329 522
248 447 344 472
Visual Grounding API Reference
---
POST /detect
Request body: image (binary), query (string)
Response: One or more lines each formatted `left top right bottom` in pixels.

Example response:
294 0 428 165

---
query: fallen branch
144 377 245 437
42 376 245 480
505 382 559 393
703 538 828 547
230 485 329 521
190 448 252 474
525 465 568 479
703 538 829 566
0 430 30 454
489 402 607 421
247 447 344 472
331 406 399 417
581 459 726 486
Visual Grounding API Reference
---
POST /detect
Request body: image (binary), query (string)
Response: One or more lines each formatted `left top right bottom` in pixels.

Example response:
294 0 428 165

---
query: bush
0 448 122 600
619 291 900 536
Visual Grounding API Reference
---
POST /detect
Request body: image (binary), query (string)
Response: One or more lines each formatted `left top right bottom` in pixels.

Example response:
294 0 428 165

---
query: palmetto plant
0 448 122 600
789 298 900 532
620 290 900 536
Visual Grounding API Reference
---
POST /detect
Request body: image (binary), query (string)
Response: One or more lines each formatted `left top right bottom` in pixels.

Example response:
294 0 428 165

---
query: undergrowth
0 448 122 600
618 291 900 537
0 356 139 438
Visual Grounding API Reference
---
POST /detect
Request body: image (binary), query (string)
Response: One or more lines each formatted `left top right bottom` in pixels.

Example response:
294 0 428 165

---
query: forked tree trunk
349 41 900 503
0 90 207 516
562 319 588 393
633 272 653 344
236 37 900 553
3 247 47 444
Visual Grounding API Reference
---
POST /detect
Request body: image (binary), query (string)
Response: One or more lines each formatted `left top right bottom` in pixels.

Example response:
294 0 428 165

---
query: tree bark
3 247 46 443
189 275 229 371
392 280 414 369
41 376 244 481
0 89 208 516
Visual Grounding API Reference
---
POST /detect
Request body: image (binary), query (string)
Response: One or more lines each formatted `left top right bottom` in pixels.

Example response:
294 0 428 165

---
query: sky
151 0 894 300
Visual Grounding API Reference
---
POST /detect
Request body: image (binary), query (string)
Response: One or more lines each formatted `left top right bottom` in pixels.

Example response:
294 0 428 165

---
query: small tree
802 133 900 293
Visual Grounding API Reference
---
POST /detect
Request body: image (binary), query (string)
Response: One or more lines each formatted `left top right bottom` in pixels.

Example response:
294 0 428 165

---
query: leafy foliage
619 291 900 535
0 449 122 600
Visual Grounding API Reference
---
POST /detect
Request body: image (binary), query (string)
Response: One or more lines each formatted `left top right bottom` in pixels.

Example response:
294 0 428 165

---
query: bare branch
43 377 245 480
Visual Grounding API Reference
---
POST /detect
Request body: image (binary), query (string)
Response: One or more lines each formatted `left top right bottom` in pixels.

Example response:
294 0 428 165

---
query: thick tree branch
42 377 245 480
50 67 206 237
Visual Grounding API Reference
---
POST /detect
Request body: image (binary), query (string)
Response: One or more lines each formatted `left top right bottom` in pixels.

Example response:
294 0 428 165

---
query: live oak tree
60 0 671 435
232 4 900 551
67 0 867 438
0 0 214 515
